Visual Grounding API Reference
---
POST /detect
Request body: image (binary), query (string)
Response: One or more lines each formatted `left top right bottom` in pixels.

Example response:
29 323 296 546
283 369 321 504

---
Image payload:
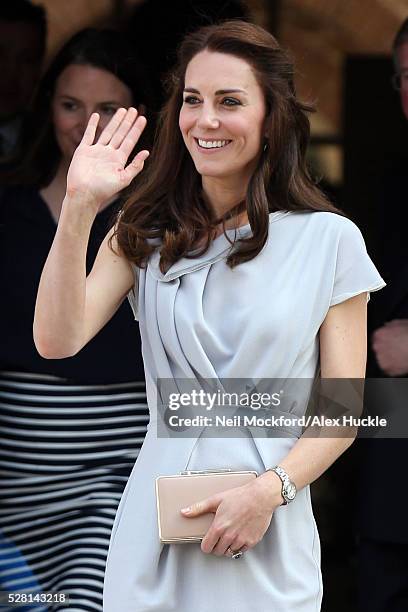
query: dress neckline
217 210 288 234
148 210 292 282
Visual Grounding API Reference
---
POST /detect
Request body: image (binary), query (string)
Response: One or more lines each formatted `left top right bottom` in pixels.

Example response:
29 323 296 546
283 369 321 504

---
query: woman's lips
194 137 232 153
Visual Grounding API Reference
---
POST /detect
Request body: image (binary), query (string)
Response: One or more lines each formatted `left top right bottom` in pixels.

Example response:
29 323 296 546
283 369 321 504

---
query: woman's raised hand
66 107 149 208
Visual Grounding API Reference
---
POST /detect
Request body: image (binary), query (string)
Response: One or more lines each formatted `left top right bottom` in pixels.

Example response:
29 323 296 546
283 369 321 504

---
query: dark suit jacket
356 161 408 543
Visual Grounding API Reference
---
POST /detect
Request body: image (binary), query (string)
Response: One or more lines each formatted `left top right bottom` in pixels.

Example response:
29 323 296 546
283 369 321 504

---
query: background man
356 16 408 612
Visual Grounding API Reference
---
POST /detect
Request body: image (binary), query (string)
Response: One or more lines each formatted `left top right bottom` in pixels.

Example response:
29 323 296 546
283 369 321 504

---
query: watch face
284 482 296 501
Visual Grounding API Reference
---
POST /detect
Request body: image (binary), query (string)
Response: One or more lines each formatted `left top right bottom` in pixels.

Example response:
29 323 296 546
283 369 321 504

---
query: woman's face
179 50 266 184
52 63 133 162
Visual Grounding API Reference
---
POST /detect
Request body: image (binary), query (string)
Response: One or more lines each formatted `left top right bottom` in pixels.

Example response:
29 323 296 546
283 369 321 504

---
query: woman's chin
193 162 230 179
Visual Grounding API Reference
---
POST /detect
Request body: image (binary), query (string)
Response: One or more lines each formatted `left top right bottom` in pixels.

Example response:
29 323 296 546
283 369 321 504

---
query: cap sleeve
127 262 139 320
330 218 386 307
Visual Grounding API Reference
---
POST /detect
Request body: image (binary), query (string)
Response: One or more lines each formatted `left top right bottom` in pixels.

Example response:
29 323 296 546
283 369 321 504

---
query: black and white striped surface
0 371 149 611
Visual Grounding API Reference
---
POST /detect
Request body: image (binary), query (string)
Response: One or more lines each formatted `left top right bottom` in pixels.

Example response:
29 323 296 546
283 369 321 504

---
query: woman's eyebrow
57 94 79 100
57 95 119 105
183 87 247 95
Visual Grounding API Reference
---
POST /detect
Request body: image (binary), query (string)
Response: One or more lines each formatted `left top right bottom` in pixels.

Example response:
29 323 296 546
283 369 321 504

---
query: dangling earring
263 141 268 152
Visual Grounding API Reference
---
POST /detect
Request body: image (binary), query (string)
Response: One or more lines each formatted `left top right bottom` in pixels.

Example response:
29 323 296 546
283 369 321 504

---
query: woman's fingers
118 114 147 158
203 529 250 556
214 535 248 557
122 149 150 183
227 542 249 555
201 523 222 555
213 537 234 556
81 112 100 145
97 107 128 145
109 107 139 148
85 107 146 160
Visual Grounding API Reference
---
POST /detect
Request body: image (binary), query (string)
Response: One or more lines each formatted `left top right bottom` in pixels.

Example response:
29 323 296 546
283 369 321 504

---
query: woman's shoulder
280 209 363 238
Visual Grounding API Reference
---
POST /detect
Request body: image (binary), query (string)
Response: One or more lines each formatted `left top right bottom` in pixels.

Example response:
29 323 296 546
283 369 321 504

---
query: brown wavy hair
114 19 340 272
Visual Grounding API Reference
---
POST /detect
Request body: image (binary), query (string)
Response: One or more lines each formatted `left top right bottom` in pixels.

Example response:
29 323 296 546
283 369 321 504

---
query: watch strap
268 465 295 505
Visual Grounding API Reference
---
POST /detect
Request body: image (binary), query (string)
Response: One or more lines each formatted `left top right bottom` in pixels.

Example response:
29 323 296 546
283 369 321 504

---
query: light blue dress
103 211 385 612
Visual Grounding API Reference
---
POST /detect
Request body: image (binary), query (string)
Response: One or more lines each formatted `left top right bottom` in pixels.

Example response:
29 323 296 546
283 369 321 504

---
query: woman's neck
202 175 248 229
39 162 69 223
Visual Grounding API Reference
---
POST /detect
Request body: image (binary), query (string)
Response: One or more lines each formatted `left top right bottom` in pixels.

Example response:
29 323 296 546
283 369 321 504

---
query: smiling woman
30 19 385 612
40 63 135 222
52 64 134 164
179 50 266 198
5 28 152 190
114 20 341 274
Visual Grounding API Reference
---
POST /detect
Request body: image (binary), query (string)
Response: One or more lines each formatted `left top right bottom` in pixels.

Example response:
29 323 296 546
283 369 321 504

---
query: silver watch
268 466 297 505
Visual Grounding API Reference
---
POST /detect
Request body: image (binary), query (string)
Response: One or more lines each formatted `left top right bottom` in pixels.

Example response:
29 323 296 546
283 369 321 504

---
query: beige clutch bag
155 469 258 544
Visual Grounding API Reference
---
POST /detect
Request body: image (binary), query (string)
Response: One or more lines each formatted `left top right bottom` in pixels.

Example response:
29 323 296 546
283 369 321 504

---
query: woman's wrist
252 470 285 512
60 192 100 231
63 188 102 211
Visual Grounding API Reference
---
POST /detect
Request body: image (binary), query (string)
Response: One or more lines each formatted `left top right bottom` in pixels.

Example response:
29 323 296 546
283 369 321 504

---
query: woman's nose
196 103 220 129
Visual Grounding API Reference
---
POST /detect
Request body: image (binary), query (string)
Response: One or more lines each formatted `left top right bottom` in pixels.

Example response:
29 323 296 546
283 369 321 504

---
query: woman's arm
33 108 148 358
256 291 367 506
34 218 134 358
183 292 367 556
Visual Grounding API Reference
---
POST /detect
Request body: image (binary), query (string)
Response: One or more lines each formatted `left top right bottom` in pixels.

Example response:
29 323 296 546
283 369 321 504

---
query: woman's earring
263 141 268 152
